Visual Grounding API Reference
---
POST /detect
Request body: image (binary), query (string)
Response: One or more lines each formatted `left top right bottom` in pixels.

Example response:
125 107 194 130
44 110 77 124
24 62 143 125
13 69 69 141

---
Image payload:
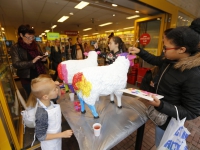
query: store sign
47 32 60 40
60 34 68 42
139 33 151 45
65 30 78 36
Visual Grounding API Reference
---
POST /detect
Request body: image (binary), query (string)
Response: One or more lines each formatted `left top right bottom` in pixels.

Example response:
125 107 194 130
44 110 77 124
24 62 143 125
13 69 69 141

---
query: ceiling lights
112 4 117 7
51 25 57 29
45 30 50 32
126 15 140 19
99 22 113 27
135 10 139 13
75 1 89 9
123 26 134 30
83 28 92 31
92 33 99 35
57 16 69 22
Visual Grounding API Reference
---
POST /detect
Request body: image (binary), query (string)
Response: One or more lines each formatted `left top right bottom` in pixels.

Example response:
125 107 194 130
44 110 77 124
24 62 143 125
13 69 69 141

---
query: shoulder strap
34 101 39 115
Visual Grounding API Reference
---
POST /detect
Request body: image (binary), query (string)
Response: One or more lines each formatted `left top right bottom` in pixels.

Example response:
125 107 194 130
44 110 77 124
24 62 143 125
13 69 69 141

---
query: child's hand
62 130 73 138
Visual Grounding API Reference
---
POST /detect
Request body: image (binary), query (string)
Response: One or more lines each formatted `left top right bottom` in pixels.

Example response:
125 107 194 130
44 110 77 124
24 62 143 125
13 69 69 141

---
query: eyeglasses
163 45 179 51
24 35 35 40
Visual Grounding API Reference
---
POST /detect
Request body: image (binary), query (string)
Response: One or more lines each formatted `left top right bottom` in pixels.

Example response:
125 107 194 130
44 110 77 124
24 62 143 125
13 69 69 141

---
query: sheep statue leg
77 95 86 114
110 93 115 103
87 104 99 119
114 91 123 108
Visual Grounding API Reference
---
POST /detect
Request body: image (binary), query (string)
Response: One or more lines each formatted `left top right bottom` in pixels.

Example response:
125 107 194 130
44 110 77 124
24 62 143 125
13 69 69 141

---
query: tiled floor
21 82 200 150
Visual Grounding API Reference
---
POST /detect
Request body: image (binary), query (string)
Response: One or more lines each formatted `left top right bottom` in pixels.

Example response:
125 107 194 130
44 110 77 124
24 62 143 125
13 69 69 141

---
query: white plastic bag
158 106 190 150
21 101 38 129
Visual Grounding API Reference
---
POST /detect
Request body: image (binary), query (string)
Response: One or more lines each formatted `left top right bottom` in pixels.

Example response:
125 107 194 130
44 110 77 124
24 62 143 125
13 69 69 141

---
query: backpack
21 101 38 130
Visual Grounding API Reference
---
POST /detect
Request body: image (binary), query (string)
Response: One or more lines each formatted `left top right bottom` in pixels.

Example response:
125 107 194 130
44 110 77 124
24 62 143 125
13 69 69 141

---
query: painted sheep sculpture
57 51 100 92
72 54 133 118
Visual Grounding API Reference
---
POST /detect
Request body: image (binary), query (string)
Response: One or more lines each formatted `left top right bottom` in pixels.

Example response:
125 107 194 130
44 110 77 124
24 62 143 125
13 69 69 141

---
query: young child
129 19 200 147
30 74 73 150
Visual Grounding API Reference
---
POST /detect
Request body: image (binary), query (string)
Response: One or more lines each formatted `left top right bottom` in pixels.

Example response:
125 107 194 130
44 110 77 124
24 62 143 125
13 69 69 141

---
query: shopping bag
158 106 190 150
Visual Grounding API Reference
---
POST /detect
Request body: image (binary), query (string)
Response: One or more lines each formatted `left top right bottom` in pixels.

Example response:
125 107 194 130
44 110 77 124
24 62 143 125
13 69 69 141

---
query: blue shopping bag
158 106 190 150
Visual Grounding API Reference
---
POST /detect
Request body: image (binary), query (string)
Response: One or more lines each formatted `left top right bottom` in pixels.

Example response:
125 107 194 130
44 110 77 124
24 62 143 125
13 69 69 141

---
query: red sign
139 33 151 45
65 31 78 36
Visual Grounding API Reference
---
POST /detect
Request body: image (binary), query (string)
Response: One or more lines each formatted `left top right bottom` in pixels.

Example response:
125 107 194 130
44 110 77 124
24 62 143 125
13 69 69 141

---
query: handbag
147 105 168 126
158 106 190 150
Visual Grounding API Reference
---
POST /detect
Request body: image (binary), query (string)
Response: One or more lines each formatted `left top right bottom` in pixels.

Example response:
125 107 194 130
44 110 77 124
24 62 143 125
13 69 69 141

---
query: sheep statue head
57 51 100 93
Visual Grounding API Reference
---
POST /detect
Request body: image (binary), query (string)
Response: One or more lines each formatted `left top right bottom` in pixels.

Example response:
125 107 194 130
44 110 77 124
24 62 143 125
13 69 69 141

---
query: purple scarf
18 38 46 74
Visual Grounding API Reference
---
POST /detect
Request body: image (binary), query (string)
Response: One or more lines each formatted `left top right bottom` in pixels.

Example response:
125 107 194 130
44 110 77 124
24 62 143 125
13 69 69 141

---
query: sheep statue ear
96 51 101 55
127 54 136 66
84 52 88 56
119 53 136 66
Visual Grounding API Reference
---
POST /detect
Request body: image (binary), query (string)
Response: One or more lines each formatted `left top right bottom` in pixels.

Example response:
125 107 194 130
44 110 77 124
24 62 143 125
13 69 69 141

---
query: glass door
134 14 169 68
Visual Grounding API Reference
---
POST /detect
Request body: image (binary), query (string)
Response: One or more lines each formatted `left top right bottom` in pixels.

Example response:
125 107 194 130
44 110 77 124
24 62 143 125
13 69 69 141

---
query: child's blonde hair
26 74 52 108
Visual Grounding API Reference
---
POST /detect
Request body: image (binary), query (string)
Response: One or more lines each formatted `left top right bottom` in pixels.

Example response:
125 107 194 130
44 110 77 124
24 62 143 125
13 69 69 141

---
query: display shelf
0 26 23 149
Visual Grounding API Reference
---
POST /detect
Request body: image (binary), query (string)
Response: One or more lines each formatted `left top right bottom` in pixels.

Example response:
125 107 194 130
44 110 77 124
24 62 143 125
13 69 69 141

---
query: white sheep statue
72 54 131 118
57 51 100 92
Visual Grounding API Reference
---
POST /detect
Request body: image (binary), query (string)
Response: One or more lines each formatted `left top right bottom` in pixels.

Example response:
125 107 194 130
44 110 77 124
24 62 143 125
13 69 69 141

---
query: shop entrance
134 14 168 68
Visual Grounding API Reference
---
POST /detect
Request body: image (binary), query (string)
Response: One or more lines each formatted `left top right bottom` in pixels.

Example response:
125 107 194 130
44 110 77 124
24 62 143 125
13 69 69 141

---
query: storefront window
177 12 193 27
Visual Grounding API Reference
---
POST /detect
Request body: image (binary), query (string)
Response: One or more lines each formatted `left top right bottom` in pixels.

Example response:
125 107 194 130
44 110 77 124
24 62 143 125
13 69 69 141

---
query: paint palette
120 88 164 101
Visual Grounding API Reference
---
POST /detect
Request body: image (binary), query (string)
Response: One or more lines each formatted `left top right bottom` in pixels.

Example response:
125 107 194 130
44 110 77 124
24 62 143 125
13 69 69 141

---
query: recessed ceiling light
58 16 69 22
1 27 4 30
135 10 139 13
69 12 74 15
75 1 89 9
92 33 99 35
51 25 57 29
99 22 113 27
113 14 115 16
45 30 50 32
112 4 118 7
126 15 140 19
123 26 134 30
83 28 92 31
41 33 45 35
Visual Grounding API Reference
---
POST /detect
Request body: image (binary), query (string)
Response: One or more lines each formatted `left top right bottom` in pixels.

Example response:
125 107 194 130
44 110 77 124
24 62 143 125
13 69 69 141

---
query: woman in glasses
10 24 47 97
129 18 200 148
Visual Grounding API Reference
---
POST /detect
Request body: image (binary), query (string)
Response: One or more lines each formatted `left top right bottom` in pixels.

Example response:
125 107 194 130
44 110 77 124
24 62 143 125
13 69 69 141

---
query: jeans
155 126 165 147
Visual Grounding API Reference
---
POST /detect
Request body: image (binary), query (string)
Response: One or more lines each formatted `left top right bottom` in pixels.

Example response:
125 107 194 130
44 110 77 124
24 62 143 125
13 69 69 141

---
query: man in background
71 37 85 60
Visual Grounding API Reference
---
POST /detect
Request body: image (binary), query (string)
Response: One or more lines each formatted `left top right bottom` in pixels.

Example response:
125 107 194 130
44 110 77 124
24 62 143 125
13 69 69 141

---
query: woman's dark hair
108 32 114 39
111 36 127 52
18 24 35 36
166 25 200 55
164 28 174 36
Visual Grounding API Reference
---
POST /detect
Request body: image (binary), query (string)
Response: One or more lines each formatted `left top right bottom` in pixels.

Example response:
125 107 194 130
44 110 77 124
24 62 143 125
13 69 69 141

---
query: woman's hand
41 56 48 61
128 47 140 54
32 56 43 63
148 95 161 107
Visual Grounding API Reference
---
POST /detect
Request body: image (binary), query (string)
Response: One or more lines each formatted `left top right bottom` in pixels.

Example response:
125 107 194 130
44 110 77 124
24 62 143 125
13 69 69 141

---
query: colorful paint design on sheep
57 63 68 84
72 72 92 97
